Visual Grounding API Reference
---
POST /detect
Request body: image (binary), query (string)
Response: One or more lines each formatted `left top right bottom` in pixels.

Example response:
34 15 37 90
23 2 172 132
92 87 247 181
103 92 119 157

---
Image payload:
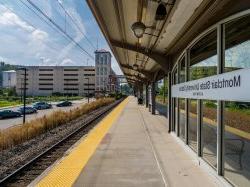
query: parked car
0 110 22 119
56 101 72 107
33 102 52 110
18 106 37 114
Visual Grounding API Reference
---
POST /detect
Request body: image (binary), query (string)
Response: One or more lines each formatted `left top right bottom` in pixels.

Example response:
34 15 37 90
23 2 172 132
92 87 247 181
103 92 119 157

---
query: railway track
0 99 123 187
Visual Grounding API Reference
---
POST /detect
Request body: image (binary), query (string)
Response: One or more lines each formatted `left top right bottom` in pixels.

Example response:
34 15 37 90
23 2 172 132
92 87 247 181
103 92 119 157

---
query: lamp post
85 77 89 103
19 67 27 124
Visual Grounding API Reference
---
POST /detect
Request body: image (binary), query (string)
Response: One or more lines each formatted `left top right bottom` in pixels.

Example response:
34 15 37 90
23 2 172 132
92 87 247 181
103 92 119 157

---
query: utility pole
19 67 27 124
85 77 89 103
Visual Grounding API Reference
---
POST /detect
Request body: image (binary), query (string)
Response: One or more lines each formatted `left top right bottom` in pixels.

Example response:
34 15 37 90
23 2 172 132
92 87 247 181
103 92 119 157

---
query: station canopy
87 0 249 85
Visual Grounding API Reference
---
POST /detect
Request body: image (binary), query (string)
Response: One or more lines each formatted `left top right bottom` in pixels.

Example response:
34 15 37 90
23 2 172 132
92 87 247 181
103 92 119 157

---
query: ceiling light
133 64 139 70
155 3 167 20
131 22 146 38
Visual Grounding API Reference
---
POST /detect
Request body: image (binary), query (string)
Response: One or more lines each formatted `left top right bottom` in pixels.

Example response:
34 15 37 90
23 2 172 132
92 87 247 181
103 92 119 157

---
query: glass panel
179 98 185 140
224 14 250 186
179 57 186 83
202 100 217 168
190 30 217 81
188 99 198 151
173 68 178 133
189 29 218 166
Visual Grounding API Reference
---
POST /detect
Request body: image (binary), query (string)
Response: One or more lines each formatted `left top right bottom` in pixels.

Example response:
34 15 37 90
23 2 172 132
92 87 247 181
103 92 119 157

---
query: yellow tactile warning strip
36 98 129 187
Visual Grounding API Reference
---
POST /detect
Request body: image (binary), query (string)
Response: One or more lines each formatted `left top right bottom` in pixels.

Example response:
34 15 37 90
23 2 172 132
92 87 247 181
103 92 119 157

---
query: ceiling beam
120 64 153 79
111 40 171 72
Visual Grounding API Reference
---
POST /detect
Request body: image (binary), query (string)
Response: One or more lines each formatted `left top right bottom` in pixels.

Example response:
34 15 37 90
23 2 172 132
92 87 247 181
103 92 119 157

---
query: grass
156 95 168 104
0 98 115 151
0 100 22 108
32 96 84 102
0 96 84 108
187 101 250 134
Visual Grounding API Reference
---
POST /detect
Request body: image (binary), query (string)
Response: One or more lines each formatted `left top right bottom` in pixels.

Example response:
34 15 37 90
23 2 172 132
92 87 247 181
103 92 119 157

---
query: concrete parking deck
35 96 228 187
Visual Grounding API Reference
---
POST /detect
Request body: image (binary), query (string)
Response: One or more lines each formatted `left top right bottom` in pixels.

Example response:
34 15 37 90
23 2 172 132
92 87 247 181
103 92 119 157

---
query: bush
205 101 217 108
0 98 115 151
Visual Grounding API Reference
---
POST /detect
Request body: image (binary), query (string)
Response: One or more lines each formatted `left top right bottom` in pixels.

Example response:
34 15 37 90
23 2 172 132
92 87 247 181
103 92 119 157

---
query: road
0 98 95 130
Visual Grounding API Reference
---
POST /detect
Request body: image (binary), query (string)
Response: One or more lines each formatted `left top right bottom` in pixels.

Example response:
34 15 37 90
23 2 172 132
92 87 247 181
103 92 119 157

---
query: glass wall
179 57 186 140
190 29 218 167
188 99 198 151
172 67 178 133
223 14 250 186
171 11 250 186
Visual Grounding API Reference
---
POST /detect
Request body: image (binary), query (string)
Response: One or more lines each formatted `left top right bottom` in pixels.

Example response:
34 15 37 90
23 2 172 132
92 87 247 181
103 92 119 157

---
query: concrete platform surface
73 96 224 187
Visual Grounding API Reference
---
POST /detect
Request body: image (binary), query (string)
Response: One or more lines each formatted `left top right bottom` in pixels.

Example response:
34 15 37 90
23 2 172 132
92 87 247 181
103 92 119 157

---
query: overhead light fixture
155 3 167 20
133 64 139 70
131 22 146 38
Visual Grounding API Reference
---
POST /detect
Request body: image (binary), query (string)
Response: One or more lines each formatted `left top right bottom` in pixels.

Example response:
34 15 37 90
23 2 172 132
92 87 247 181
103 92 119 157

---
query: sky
0 0 123 74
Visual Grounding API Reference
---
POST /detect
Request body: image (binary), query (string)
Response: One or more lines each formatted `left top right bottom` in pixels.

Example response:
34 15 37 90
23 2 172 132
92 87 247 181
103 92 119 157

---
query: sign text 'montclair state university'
172 69 250 101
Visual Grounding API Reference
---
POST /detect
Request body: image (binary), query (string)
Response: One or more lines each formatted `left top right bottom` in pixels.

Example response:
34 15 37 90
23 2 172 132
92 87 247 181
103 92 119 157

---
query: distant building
2 70 16 88
16 66 95 96
95 49 117 94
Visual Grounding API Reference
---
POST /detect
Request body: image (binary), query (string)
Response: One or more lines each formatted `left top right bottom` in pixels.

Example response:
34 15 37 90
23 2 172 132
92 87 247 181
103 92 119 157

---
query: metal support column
146 84 149 108
168 72 171 133
197 99 203 157
217 24 225 176
151 82 156 115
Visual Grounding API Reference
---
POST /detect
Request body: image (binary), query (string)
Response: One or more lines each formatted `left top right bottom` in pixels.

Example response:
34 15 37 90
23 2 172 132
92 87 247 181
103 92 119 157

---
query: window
64 69 78 71
64 83 78 86
64 79 78 81
100 67 103 75
179 57 186 140
84 83 95 86
39 83 53 85
39 78 53 81
64 88 79 90
39 74 53 76
172 67 178 132
39 88 53 90
39 69 53 71
188 99 198 151
104 55 107 65
64 74 78 76
96 67 99 75
190 29 218 168
223 14 250 186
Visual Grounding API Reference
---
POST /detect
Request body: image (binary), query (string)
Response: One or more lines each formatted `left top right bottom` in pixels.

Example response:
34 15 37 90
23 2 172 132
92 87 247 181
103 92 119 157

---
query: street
0 98 95 130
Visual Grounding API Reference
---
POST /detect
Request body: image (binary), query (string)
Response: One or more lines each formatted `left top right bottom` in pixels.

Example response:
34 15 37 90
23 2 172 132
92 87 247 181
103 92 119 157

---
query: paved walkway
73 97 223 187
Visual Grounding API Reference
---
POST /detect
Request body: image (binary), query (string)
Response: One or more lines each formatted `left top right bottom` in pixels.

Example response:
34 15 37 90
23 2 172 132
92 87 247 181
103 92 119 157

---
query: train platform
34 96 228 187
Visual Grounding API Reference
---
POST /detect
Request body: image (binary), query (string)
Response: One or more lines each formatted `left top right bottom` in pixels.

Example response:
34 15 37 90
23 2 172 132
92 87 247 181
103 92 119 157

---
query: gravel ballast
0 101 118 180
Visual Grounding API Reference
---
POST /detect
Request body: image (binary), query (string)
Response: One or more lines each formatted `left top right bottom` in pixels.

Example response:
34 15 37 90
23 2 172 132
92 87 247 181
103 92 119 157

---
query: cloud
60 58 75 66
31 29 48 41
0 9 33 31
0 8 48 44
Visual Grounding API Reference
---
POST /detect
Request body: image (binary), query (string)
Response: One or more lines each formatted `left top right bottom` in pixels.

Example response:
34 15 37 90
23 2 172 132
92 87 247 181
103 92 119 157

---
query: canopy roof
87 0 250 85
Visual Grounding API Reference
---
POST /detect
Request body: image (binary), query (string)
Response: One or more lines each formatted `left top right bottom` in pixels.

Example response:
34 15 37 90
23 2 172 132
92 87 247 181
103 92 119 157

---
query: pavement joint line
35 98 129 187
138 107 169 187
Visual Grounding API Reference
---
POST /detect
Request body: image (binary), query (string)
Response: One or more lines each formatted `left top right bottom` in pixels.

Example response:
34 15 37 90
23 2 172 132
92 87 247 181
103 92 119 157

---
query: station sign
172 68 250 101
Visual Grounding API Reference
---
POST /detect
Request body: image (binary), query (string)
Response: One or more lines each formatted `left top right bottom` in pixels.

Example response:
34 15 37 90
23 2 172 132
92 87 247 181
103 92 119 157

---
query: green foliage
205 101 217 108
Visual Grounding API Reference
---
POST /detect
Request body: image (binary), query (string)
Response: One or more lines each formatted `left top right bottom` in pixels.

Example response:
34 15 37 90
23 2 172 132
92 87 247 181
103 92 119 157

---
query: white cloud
60 58 75 66
31 29 48 41
0 8 48 44
0 9 33 31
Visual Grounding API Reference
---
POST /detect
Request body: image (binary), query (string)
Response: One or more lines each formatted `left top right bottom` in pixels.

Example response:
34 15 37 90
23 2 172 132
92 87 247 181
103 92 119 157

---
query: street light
19 67 27 124
85 77 89 103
